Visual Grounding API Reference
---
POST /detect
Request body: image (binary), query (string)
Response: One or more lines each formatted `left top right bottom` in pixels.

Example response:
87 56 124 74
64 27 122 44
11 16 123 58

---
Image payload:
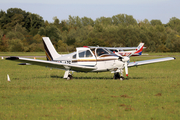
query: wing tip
6 56 19 60
173 57 176 60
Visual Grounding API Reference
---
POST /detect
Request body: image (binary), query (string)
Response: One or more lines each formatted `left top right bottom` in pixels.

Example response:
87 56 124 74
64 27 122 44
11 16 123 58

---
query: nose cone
122 57 130 62
114 59 123 68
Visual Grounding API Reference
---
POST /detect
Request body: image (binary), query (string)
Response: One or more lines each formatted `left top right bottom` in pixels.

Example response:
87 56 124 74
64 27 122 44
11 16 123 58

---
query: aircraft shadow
50 75 144 80
50 75 113 80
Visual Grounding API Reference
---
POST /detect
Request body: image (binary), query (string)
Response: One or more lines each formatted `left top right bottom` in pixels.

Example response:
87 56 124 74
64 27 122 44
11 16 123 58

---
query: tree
53 16 60 28
3 8 26 31
150 20 162 26
138 19 151 29
95 17 112 26
6 31 16 40
67 28 76 45
0 29 4 39
39 25 62 47
14 23 27 35
38 27 46 36
33 34 43 44
6 8 26 18
68 15 82 28
112 14 137 26
84 37 108 46
81 17 94 27
59 20 68 31
0 35 9 52
167 17 180 33
57 40 68 52
9 39 24 52
24 13 45 33
0 10 9 29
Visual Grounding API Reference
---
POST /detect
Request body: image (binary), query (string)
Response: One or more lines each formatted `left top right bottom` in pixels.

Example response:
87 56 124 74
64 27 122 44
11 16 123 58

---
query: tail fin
42 37 61 61
135 43 144 55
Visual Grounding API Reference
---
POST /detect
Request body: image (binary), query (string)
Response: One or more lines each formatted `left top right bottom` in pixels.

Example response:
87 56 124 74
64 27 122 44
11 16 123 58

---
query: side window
79 51 85 58
72 54 76 59
78 50 93 58
86 50 93 57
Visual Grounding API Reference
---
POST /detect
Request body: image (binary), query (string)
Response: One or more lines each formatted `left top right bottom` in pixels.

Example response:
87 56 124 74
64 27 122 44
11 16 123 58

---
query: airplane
6 37 175 80
90 42 145 57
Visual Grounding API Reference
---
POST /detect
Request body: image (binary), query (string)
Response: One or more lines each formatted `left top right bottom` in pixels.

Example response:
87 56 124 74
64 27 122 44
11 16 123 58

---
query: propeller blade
113 51 123 57
125 62 128 76
114 51 130 77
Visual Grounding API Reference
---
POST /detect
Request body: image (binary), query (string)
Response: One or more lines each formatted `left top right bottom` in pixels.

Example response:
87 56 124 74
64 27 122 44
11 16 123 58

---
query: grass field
0 53 180 120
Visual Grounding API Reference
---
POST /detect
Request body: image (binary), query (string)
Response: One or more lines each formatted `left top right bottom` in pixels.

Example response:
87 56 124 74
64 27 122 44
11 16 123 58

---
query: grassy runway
0 53 180 119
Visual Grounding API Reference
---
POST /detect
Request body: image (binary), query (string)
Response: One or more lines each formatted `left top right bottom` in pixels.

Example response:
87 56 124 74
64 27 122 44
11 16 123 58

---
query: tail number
58 61 71 64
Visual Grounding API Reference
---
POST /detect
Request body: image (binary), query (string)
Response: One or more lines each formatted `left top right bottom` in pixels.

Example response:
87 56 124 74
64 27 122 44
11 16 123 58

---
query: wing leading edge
128 57 175 67
6 57 96 72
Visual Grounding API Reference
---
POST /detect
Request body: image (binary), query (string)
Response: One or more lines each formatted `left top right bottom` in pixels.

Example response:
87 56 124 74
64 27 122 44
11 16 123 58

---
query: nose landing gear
113 72 124 80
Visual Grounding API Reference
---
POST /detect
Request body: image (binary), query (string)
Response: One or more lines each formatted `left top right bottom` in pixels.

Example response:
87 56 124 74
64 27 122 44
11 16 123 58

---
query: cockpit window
96 48 109 56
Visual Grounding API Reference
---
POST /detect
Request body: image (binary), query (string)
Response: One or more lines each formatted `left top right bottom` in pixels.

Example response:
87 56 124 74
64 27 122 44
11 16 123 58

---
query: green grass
0 53 180 119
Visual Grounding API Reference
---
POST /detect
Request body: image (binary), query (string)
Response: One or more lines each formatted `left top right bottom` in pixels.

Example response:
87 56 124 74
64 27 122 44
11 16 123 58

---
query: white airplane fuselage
52 47 124 72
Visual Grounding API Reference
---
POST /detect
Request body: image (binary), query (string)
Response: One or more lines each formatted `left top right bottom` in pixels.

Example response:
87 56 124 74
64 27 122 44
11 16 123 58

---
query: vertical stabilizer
137 43 144 51
42 37 61 61
135 43 144 55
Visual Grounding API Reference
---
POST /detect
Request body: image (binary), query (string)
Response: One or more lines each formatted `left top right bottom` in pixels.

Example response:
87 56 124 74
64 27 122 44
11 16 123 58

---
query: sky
0 0 179 24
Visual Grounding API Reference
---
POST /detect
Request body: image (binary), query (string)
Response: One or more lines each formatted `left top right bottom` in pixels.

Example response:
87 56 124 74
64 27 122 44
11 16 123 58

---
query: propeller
113 51 135 77
122 56 129 76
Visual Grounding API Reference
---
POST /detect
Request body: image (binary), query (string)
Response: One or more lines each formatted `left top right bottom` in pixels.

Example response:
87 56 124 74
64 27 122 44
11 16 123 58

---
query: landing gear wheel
67 74 73 80
113 73 120 79
120 76 124 80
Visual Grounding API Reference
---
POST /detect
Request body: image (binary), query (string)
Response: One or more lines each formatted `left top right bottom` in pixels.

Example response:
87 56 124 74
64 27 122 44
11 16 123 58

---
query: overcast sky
0 0 179 24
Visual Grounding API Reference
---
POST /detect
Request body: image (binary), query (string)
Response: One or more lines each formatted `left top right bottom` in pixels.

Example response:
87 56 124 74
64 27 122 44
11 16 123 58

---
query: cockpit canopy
73 47 112 59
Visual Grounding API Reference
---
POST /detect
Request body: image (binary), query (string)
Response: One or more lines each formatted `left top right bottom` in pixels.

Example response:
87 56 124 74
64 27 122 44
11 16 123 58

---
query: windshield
104 48 113 54
96 48 111 56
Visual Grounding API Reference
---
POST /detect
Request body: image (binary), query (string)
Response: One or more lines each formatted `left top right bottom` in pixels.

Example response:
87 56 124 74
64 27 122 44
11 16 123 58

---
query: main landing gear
64 70 73 80
67 74 73 80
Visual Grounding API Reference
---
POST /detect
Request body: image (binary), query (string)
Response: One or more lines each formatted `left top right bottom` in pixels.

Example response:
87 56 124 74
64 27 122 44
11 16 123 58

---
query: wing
107 47 146 50
6 57 96 72
107 47 137 50
128 57 175 67
88 46 146 50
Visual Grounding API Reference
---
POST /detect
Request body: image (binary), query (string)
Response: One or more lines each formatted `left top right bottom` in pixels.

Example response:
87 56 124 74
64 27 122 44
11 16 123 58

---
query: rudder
42 37 61 61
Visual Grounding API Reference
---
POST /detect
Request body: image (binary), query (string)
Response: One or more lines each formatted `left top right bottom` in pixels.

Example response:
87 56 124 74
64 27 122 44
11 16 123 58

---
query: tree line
0 8 180 52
